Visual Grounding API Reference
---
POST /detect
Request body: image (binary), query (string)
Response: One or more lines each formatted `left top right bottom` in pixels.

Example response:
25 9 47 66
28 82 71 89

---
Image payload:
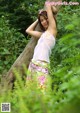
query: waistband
30 59 49 74
31 59 49 68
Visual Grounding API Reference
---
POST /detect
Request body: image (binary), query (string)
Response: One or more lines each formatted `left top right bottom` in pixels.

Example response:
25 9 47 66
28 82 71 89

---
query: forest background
0 0 80 113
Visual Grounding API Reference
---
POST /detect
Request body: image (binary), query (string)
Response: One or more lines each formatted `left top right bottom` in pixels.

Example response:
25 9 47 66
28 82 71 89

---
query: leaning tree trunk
1 0 62 91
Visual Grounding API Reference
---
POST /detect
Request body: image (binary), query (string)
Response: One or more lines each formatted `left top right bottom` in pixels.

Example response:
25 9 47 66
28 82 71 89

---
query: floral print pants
26 59 51 91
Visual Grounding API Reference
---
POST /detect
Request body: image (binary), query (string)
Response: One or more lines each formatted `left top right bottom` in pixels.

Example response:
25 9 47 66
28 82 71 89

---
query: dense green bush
50 5 80 92
0 16 28 74
0 61 80 113
0 0 45 33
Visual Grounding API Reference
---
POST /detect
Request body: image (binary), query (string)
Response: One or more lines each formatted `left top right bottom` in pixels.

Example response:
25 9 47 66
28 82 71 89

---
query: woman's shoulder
47 24 57 38
44 30 56 38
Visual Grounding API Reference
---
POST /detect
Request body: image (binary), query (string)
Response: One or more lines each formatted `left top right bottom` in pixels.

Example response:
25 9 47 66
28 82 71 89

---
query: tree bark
1 0 62 91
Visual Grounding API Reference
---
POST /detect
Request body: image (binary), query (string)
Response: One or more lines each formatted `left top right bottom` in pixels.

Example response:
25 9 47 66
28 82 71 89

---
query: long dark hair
38 10 57 31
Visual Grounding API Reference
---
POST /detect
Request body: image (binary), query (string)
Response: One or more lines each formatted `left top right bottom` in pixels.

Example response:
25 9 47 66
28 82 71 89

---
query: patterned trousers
26 59 51 91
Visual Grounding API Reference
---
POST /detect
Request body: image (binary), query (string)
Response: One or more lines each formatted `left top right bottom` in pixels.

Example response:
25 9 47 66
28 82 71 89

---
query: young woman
25 3 57 91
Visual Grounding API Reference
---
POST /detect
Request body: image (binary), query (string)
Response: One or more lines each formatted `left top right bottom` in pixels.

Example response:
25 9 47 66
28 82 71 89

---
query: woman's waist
31 59 49 68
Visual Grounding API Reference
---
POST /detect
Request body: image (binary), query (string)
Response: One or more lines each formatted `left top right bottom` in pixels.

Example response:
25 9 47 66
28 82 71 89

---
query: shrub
0 16 28 74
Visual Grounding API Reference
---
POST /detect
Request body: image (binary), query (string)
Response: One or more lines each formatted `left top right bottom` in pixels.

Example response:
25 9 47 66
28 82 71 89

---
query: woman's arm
25 19 42 38
45 2 57 37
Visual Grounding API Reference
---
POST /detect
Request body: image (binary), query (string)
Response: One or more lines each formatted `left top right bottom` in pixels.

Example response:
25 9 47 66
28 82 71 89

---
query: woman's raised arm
25 19 42 38
45 2 57 37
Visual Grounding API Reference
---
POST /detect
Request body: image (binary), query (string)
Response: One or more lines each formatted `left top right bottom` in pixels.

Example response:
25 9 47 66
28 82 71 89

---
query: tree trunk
1 0 62 91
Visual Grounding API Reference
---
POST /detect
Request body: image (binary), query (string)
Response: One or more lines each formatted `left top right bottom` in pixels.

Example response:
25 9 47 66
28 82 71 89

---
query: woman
25 3 57 91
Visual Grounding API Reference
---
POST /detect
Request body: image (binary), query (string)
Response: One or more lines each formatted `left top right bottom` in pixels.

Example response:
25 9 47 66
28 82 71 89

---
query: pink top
32 31 56 63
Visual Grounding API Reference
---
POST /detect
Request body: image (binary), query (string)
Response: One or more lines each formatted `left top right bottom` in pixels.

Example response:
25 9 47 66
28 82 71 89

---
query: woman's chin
45 27 48 30
44 26 48 30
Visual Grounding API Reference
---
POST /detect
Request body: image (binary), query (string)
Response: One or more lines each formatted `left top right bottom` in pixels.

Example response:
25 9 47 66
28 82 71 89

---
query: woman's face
40 16 48 30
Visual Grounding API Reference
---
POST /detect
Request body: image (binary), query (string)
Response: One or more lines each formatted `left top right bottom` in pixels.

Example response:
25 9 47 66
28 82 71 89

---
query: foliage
50 5 80 90
0 16 28 74
0 0 45 34
0 1 80 113
0 62 80 113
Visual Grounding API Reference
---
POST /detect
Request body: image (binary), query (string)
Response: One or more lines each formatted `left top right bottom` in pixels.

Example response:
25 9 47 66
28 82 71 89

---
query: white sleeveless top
32 31 56 63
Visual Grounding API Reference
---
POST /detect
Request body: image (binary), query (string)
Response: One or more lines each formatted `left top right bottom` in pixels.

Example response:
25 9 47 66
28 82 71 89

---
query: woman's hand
45 1 57 15
39 9 44 14
38 9 46 14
